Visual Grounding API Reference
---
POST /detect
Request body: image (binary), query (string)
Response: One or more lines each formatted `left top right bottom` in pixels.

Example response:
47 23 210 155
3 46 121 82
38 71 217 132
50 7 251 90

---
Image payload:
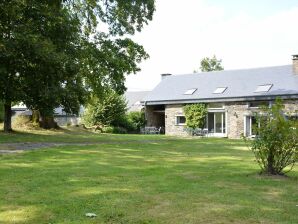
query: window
208 103 224 109
249 101 270 108
254 84 273 93
184 88 197 95
176 116 186 125
213 87 227 94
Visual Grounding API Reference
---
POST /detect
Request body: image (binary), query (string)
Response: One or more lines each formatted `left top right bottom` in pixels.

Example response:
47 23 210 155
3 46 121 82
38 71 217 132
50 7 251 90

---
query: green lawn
0 130 297 223
0 126 168 144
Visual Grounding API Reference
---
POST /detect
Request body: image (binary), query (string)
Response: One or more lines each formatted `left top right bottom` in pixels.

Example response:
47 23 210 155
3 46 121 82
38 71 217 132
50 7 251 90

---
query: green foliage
126 111 146 132
0 0 155 131
83 91 127 127
65 0 155 36
183 104 208 129
101 126 127 134
244 98 298 175
197 55 224 72
0 101 4 122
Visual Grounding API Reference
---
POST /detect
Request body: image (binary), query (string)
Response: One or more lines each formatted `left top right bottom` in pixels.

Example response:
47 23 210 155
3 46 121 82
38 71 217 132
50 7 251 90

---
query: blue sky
125 0 298 91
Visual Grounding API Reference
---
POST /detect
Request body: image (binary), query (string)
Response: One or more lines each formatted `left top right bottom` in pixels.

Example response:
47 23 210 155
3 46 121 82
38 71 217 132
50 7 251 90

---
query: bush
83 91 127 127
244 98 298 175
101 126 127 134
183 104 208 129
126 111 146 132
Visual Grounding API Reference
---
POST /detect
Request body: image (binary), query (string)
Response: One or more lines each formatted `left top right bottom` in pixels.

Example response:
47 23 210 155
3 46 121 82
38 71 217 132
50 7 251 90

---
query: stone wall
165 104 187 136
283 99 298 113
225 102 248 139
225 99 298 138
148 99 298 138
54 116 81 126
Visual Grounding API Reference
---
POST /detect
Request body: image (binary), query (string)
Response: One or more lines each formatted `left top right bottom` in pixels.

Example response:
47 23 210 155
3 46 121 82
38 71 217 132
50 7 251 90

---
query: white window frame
208 103 224 109
175 115 186 126
213 87 227 94
206 111 227 137
184 88 197 95
248 101 271 109
254 84 273 93
244 115 261 137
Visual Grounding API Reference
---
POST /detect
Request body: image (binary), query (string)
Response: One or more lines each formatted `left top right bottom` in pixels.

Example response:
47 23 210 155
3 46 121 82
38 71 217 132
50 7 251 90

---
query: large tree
0 0 27 131
0 0 155 131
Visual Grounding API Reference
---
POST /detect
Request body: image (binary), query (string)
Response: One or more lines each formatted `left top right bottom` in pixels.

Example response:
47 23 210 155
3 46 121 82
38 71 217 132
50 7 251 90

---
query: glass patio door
245 116 258 136
207 112 226 134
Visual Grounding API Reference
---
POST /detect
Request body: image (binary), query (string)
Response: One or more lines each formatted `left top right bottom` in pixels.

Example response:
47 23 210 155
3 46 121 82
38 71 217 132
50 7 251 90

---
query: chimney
293 55 298 75
161 73 172 80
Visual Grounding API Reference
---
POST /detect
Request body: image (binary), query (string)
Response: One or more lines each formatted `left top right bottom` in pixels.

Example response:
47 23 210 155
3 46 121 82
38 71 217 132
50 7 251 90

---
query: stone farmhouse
143 55 298 138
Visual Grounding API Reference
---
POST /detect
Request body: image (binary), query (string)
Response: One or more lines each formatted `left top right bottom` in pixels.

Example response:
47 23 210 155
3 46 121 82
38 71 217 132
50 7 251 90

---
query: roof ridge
171 64 291 77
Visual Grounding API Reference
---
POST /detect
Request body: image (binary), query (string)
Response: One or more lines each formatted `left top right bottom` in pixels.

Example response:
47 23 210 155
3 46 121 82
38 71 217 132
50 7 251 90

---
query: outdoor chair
143 126 162 134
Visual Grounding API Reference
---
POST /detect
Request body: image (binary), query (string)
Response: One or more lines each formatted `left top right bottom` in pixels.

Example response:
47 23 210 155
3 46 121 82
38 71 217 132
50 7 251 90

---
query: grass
0 126 168 144
0 129 297 223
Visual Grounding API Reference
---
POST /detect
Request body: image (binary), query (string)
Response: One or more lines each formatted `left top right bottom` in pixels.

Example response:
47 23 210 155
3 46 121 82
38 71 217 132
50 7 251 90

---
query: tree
195 55 224 72
0 101 4 122
0 0 155 132
126 111 146 132
244 99 298 175
18 2 86 128
0 1 27 131
83 91 127 127
183 104 208 129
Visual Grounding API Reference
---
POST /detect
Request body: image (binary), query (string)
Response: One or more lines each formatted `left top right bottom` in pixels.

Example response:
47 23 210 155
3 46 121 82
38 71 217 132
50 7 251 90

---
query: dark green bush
126 111 146 132
0 101 4 122
101 126 127 134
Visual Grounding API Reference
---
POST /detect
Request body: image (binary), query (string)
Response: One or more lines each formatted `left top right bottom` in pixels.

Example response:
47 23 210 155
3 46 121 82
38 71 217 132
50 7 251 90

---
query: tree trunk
40 116 58 129
32 110 40 126
4 102 12 132
267 149 276 174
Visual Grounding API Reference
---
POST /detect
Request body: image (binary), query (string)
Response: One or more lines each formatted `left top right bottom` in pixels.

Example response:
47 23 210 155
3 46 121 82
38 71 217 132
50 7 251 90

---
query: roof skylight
213 87 227 94
254 84 273 93
184 88 197 95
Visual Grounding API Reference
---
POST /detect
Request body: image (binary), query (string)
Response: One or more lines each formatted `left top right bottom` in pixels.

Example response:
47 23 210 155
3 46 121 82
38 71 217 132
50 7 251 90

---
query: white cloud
125 0 298 91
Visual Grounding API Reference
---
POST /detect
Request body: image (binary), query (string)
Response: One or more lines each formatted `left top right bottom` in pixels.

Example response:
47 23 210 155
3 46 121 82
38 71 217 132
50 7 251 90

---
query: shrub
183 104 208 129
244 98 298 175
101 126 127 134
126 111 146 132
83 91 127 127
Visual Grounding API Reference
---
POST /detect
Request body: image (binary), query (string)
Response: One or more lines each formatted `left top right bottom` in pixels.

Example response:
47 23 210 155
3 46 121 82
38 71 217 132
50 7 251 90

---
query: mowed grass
0 131 297 223
0 126 168 144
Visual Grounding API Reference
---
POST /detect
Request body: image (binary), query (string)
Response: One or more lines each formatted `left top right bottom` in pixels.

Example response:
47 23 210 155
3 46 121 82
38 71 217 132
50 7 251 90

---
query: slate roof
125 91 150 111
144 65 298 105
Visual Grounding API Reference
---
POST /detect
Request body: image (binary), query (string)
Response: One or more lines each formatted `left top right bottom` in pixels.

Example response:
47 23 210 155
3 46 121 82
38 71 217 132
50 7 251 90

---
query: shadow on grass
0 140 297 223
